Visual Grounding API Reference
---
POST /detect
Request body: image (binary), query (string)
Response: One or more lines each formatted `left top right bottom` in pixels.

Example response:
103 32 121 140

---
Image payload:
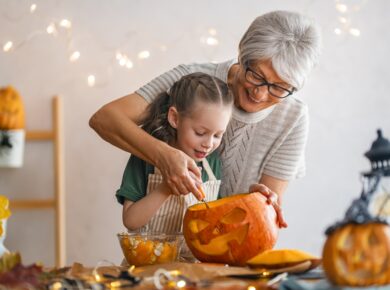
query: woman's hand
249 183 288 228
156 146 204 200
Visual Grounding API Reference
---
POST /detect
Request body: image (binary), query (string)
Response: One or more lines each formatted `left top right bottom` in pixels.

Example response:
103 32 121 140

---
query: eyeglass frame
244 66 296 99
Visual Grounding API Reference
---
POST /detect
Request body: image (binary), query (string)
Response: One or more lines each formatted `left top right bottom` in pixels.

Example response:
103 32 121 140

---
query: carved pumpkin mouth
191 223 249 256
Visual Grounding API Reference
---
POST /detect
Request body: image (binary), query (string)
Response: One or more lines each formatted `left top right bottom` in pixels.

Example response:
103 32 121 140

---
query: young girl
116 72 233 236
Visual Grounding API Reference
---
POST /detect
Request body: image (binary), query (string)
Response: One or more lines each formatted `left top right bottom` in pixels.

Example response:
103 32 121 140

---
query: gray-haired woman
90 10 321 227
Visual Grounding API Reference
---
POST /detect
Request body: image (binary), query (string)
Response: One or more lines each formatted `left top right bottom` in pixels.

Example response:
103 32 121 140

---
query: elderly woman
90 10 321 227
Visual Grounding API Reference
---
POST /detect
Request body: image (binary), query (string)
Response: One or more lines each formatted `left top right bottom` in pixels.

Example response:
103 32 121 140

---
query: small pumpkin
0 86 25 130
322 223 390 286
247 249 321 270
183 192 279 266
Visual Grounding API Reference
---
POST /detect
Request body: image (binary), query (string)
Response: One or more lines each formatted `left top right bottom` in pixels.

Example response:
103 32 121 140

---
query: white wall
1 0 389 267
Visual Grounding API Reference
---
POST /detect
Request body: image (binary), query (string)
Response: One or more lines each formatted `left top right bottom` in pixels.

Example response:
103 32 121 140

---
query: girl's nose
202 137 213 149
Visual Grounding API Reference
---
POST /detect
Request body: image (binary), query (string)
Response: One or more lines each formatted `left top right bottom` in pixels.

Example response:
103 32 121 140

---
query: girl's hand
249 183 288 228
157 146 203 200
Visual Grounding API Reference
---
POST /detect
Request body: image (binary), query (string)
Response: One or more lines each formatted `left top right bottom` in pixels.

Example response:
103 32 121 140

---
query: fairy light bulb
126 60 133 69
206 36 218 46
87 75 96 87
30 4 37 13
60 19 72 29
116 52 123 60
208 28 217 36
47 23 56 34
138 50 150 59
247 286 256 290
339 17 347 24
336 3 348 13
69 51 80 62
3 41 13 52
349 28 360 36
50 282 63 290
176 280 186 288
119 58 126 66
334 28 342 35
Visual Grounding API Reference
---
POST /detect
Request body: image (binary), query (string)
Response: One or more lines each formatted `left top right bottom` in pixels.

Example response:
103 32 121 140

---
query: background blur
1 0 390 267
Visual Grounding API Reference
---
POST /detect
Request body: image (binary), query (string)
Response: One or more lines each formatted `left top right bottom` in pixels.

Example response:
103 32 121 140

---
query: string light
336 3 348 13
248 286 256 290
208 28 217 36
334 0 365 37
3 41 13 52
138 50 150 59
349 28 360 36
46 23 56 34
60 19 72 29
69 51 80 62
30 4 37 13
87 75 96 87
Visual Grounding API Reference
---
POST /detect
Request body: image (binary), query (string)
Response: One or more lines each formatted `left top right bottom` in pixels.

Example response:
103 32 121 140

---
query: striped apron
141 157 220 233
137 158 221 261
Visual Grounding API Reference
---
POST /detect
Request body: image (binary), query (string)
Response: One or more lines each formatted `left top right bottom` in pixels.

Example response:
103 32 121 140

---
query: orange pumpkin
322 223 390 286
0 86 25 130
183 192 279 266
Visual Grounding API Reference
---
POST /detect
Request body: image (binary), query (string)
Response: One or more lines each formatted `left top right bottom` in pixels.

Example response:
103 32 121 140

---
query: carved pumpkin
0 86 25 130
183 192 279 266
322 223 390 286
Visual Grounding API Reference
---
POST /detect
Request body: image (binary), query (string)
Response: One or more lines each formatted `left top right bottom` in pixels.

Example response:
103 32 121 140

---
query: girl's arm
122 182 171 230
89 93 203 199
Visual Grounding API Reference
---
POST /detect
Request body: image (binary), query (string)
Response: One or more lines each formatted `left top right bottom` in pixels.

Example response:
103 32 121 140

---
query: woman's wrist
153 141 175 169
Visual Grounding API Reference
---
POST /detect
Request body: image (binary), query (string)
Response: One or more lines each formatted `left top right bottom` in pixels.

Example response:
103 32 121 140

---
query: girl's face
168 101 232 162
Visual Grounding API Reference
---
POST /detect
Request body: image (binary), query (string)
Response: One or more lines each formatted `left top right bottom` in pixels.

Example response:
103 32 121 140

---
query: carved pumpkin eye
220 207 247 224
188 219 210 234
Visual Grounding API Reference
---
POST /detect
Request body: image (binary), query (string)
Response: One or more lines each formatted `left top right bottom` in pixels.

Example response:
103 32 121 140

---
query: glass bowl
118 232 182 266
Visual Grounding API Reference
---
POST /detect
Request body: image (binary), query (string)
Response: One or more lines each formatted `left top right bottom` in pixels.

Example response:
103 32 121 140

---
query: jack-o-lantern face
0 86 25 130
322 223 390 286
183 192 279 266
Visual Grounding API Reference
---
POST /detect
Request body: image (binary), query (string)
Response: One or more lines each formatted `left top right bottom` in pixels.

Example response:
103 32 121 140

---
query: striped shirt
136 60 308 197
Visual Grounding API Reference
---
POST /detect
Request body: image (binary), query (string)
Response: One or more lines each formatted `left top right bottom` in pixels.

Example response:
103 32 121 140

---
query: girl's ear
167 106 179 128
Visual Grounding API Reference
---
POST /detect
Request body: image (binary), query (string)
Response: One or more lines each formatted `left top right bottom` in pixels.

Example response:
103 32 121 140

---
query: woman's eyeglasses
245 67 295 99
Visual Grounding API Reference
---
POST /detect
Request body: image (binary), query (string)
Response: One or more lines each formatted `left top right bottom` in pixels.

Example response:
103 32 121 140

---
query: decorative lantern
322 129 390 287
365 129 390 220
0 86 25 167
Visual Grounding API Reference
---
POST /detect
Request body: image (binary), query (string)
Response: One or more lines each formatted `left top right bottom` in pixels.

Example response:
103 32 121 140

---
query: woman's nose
252 86 269 101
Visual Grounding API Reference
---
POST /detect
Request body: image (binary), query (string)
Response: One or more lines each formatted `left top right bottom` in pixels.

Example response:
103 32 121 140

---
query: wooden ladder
10 96 65 267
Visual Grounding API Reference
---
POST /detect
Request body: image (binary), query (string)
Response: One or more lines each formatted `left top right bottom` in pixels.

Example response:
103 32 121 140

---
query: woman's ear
167 106 179 128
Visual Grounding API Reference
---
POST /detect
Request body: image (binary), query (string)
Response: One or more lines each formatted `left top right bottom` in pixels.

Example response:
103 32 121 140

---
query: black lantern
364 129 390 220
326 129 390 235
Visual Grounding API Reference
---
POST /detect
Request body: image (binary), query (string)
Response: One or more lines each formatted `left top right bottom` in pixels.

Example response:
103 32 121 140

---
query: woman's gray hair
238 10 322 89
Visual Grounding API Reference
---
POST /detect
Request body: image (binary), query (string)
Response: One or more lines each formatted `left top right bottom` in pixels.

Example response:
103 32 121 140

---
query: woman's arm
122 183 171 230
249 174 289 228
89 93 203 198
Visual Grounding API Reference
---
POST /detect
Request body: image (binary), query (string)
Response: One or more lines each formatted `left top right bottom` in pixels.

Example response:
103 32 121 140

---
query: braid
141 92 176 142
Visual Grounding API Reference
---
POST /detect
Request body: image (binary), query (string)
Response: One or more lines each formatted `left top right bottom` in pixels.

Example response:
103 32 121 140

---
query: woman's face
229 59 293 113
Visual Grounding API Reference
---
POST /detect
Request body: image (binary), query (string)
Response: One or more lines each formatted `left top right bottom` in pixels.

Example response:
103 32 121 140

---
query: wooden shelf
9 96 65 268
10 199 55 209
